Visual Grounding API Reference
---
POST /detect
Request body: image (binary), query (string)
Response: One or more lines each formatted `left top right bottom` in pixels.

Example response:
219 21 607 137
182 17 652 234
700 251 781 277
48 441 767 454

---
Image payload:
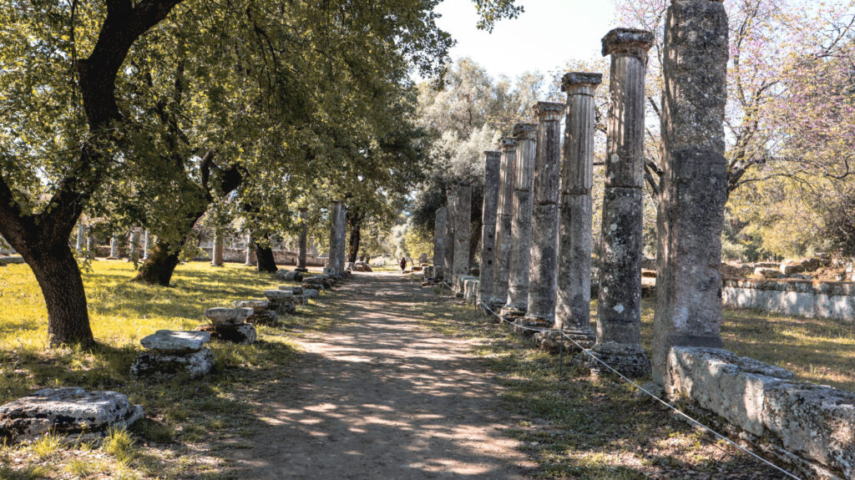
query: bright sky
434 0 616 80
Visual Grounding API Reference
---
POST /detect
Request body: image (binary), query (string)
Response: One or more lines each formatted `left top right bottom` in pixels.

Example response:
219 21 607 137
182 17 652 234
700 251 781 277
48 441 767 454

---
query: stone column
556 73 603 349
328 201 343 274
589 29 655 377
87 232 96 259
654 0 729 389
110 236 120 259
211 231 224 267
244 233 256 266
523 104 563 327
336 204 348 274
478 152 502 305
501 124 536 319
129 230 140 262
488 139 517 312
76 223 86 253
433 207 448 279
444 187 456 280
142 230 151 260
296 209 309 272
452 182 472 289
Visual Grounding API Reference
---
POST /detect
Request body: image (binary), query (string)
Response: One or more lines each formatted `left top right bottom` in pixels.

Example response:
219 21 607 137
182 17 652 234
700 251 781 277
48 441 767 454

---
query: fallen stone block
275 270 304 282
196 323 257 345
303 289 320 300
140 330 211 355
264 290 297 315
131 348 214 379
668 347 855 480
234 300 270 313
0 388 144 443
205 307 253 326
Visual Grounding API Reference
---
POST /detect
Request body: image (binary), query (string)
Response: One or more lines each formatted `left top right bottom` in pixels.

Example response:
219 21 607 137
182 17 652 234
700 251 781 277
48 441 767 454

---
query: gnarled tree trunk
346 207 364 263
254 237 278 273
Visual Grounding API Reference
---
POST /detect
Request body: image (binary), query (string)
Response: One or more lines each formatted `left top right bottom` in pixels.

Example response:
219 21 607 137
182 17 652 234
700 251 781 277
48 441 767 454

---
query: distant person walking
400 257 407 272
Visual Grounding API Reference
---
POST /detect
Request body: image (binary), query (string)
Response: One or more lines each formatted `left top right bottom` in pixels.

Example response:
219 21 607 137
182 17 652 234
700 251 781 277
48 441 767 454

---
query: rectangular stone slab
140 330 211 354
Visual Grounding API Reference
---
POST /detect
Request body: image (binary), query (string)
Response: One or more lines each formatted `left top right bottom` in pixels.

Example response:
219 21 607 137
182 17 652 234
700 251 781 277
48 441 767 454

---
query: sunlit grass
0 260 335 477
416 295 793 478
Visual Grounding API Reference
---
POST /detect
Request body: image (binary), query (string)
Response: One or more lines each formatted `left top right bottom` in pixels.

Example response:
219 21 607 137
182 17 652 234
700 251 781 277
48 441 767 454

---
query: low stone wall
668 347 855 480
197 248 326 267
722 278 855 322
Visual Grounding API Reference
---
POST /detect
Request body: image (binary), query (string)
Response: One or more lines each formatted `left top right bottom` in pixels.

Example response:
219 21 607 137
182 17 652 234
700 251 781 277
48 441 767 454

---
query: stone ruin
197 307 258 344
0 388 143 442
131 330 215 379
432 1 855 477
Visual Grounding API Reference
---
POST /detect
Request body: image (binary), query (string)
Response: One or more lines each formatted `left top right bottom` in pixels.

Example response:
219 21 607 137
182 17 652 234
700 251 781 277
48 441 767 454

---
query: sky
433 0 616 81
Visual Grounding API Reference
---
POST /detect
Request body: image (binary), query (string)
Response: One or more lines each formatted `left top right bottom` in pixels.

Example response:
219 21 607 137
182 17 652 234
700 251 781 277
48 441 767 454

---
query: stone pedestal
523 103 563 328
131 330 214 379
199 307 258 344
488 139 517 312
501 124 536 319
265 289 298 315
452 182 472 291
433 207 448 281
297 208 309 272
556 73 602 351
589 29 655 377
478 152 502 306
211 232 224 267
129 230 140 262
653 0 729 388
86 233 96 259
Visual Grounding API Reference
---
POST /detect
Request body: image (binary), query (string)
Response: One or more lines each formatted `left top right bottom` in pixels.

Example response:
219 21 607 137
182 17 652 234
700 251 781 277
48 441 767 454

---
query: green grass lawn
0 260 339 479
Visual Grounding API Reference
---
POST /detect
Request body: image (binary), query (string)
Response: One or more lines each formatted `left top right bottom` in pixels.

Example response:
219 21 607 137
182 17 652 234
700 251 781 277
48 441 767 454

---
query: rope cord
431 287 804 480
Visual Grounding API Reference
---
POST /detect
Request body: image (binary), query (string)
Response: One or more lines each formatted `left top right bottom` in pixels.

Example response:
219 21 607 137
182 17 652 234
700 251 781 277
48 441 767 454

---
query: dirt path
231 272 536 479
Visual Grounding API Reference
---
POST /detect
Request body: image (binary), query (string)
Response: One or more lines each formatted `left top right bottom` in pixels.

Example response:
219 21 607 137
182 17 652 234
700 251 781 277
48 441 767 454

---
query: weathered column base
561 327 596 353
499 302 527 321
577 342 651 378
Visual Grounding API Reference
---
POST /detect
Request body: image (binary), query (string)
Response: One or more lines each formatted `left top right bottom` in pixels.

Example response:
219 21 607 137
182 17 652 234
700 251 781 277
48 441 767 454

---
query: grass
0 260 339 478
414 287 848 479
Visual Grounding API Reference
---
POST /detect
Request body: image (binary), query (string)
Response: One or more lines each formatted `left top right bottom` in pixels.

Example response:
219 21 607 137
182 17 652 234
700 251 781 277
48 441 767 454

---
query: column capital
500 137 517 152
533 102 564 121
602 28 654 58
512 123 537 141
562 72 603 93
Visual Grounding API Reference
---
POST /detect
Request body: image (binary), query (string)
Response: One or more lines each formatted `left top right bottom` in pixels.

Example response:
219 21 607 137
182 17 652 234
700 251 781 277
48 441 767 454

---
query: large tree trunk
134 237 184 286
346 208 363 263
254 239 278 273
26 242 94 347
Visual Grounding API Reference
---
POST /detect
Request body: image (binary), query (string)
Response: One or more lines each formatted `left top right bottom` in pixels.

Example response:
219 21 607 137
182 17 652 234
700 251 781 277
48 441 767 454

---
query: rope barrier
438 291 804 480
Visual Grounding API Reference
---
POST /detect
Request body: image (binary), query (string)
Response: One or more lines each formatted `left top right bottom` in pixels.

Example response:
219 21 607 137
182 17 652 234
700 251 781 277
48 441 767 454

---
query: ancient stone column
110 236 120 259
335 204 348 274
244 233 256 266
556 72 603 349
142 230 151 260
501 124 537 319
590 28 654 377
433 207 448 279
129 230 140 262
444 187 456 281
211 231 224 267
87 232 96 259
653 0 729 389
328 201 344 274
522 104 563 327
297 209 309 272
488 138 517 312
478 152 502 305
452 182 472 289
76 223 86 253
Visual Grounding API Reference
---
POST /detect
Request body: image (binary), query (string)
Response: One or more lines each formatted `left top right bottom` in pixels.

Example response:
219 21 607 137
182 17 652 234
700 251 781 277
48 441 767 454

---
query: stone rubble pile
0 388 144 442
131 330 215 379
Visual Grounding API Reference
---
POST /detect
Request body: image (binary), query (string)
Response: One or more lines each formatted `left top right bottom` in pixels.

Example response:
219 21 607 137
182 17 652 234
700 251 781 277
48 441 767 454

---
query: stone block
234 300 270 313
205 308 253 326
140 330 210 354
197 323 256 345
131 348 214 379
0 388 144 442
668 347 855 479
